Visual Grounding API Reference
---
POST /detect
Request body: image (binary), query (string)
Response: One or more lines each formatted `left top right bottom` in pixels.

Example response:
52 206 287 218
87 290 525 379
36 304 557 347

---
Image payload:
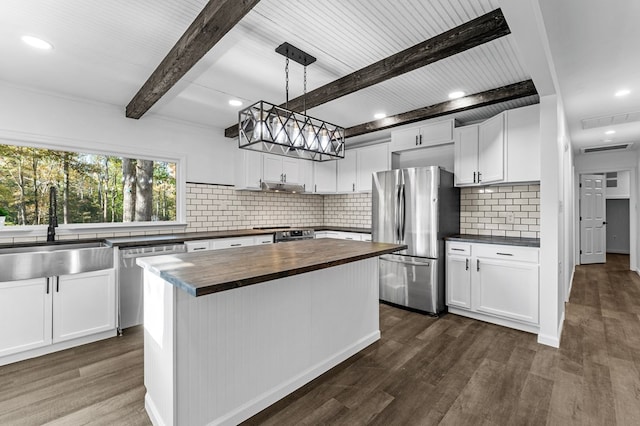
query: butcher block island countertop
137 238 405 426
136 238 405 296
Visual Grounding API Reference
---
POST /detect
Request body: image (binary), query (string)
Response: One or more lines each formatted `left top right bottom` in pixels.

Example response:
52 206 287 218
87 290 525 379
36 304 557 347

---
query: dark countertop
103 229 283 247
136 239 405 297
446 234 540 248
313 226 371 234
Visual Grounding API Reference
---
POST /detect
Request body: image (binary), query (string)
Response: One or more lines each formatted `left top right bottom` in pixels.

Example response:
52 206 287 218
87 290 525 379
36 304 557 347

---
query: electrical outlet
506 212 514 224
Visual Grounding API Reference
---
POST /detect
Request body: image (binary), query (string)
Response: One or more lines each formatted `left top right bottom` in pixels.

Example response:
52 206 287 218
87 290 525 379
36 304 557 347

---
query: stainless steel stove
253 227 315 242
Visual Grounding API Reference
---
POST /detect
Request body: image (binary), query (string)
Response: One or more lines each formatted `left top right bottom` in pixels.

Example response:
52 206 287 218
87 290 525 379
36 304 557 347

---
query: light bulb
319 129 330 152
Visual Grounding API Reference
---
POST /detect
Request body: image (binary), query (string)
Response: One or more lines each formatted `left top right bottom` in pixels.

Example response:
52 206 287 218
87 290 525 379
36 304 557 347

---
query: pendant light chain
285 57 290 109
303 65 307 115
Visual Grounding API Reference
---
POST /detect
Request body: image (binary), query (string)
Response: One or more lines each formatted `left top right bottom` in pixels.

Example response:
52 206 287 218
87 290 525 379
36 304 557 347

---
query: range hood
260 181 306 193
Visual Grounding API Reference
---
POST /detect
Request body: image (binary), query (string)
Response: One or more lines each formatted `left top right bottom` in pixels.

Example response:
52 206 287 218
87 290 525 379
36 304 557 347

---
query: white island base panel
143 258 379 426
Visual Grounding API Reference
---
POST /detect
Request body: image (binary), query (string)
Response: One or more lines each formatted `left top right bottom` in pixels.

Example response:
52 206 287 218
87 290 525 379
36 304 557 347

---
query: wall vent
582 143 633 154
582 111 640 129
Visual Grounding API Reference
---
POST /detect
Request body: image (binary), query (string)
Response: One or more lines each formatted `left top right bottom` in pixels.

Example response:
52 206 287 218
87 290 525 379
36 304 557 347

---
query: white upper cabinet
356 143 389 192
234 149 263 190
454 104 539 187
391 120 454 153
314 161 337 193
454 125 479 186
263 154 303 185
236 150 311 191
505 104 540 183
337 150 357 193
336 143 389 193
477 113 505 184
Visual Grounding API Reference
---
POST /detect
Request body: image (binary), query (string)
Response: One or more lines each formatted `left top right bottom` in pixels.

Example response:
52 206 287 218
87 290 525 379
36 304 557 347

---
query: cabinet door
53 269 116 343
282 157 302 184
419 120 454 146
314 161 337 193
357 144 389 192
0 278 52 357
337 150 357 192
391 127 420 152
263 154 284 183
473 258 539 324
454 125 479 186
506 104 540 183
478 113 505 184
446 255 471 309
235 149 263 189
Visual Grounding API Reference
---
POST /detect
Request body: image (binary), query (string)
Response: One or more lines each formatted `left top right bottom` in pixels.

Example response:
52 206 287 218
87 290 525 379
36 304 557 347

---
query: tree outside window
0 144 177 226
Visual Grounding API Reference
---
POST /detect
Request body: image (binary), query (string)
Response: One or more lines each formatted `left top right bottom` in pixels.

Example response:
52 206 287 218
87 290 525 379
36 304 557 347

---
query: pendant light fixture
238 42 345 161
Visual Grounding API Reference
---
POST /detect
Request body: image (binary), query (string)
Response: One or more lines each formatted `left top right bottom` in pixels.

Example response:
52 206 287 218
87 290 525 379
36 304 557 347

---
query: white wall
0 81 236 185
605 170 630 199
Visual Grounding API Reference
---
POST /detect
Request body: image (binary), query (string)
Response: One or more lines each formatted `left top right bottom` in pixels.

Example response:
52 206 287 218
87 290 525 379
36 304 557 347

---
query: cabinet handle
46 277 50 294
230 243 241 247
315 184 317 192
496 252 514 256
415 135 419 146
478 172 482 182
193 247 206 251
56 276 60 293
419 134 423 145
476 260 480 272
345 237 354 240
473 172 476 183
465 259 469 271
284 174 287 182
451 248 465 251
352 183 355 192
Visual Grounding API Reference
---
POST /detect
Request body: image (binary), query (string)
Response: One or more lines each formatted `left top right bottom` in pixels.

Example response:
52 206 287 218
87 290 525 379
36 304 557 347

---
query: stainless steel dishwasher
118 243 186 331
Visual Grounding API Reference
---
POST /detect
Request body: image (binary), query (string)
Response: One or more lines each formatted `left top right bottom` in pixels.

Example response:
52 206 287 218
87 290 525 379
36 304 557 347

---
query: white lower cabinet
0 278 52 357
0 269 116 364
53 269 116 343
446 241 539 333
315 231 371 241
186 235 270 252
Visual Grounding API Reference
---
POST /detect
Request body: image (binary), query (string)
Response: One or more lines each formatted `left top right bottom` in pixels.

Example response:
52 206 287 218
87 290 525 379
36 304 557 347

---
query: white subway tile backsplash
460 183 540 238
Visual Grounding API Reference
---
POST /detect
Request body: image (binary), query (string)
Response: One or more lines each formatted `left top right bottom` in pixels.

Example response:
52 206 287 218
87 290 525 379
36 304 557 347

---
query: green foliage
0 143 177 226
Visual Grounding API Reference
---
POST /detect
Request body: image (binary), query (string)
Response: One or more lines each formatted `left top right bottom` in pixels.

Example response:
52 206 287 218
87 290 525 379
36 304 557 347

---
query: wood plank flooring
1 254 639 425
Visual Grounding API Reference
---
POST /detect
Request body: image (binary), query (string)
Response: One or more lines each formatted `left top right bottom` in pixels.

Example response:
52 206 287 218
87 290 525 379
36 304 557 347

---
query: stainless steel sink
0 242 114 282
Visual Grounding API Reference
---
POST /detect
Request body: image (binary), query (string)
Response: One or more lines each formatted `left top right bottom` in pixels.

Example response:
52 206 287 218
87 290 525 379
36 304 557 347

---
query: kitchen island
137 238 405 426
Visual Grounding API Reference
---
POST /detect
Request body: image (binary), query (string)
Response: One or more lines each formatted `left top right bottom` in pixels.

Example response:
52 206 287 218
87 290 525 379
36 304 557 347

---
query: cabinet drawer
474 244 538 263
185 241 211 252
447 242 471 256
212 237 255 250
254 235 274 245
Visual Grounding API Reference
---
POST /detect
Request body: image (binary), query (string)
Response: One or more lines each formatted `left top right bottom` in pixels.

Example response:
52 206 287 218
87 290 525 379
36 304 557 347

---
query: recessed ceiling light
228 99 243 107
448 91 465 99
605 130 616 135
615 89 631 97
21 35 53 50
603 139 613 142
374 113 386 120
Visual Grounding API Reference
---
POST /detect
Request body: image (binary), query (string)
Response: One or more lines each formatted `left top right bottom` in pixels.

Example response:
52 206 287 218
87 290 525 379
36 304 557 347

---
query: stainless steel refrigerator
372 166 459 314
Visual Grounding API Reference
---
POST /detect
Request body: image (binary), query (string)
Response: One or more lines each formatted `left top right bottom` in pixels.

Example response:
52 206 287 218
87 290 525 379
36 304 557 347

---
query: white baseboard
567 266 575 302
0 329 117 366
537 310 564 348
145 393 166 426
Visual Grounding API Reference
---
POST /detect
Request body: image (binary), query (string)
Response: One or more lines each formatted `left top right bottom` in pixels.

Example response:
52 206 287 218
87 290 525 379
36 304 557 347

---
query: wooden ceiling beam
225 8 510 138
126 0 261 120
345 80 538 138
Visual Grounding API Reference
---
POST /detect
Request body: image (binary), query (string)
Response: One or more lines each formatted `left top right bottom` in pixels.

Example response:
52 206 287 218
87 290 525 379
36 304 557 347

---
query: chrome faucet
47 186 58 242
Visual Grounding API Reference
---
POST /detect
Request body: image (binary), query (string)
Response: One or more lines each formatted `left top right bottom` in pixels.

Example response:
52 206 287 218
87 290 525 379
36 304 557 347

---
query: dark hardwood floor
1 254 639 425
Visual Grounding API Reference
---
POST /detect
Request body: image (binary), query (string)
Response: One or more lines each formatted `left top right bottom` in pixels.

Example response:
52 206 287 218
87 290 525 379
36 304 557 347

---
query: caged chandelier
238 42 345 162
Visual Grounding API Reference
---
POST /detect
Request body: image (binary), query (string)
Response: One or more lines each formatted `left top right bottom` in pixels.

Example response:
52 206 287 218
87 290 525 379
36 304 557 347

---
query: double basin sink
0 242 114 282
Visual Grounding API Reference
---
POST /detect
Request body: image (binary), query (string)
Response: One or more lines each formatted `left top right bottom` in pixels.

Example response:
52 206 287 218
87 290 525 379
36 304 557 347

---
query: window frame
0 135 187 237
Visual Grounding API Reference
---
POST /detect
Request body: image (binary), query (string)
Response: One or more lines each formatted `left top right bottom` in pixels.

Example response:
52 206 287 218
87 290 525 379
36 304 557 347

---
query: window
606 172 618 188
0 143 178 226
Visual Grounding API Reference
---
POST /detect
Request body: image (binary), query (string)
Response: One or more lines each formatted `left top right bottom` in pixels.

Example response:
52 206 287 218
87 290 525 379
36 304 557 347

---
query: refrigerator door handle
400 184 406 241
395 184 402 242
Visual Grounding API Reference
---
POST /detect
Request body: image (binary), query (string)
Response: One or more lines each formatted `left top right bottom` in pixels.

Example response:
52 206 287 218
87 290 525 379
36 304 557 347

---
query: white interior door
580 174 606 264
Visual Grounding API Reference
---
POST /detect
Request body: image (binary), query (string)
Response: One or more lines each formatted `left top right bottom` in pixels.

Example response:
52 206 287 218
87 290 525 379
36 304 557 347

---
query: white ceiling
538 0 640 152
0 0 539 146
